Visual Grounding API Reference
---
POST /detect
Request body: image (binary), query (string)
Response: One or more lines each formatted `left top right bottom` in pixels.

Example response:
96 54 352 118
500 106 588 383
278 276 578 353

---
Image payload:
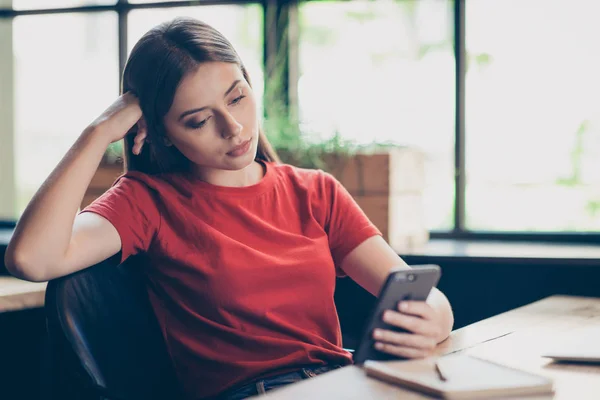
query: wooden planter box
81 160 124 209
323 148 429 251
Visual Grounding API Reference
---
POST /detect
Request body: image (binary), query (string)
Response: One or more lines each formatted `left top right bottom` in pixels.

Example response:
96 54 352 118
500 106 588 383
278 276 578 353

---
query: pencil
434 361 448 382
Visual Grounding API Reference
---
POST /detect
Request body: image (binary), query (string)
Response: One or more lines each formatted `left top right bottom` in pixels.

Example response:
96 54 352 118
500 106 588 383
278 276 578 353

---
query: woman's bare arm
4 93 146 282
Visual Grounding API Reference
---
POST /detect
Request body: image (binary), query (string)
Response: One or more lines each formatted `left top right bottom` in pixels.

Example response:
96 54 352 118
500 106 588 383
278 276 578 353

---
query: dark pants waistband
214 364 344 400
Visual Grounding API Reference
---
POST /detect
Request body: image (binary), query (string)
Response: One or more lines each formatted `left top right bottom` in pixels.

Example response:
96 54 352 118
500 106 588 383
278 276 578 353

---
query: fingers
132 119 147 155
373 329 437 351
382 310 441 339
373 342 432 359
397 301 436 320
132 131 146 155
373 301 444 359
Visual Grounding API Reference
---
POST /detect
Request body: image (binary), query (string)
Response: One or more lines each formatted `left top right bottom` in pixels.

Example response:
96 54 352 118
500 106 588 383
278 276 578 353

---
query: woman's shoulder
268 162 340 195
109 170 192 198
269 162 330 185
112 170 166 189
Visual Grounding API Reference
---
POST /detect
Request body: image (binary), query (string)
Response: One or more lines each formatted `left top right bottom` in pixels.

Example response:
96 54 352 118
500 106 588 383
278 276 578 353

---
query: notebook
363 353 554 399
542 326 600 363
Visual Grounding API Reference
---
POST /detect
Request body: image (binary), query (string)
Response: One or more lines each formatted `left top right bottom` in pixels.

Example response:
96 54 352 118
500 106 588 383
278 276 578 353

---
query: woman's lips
227 138 252 157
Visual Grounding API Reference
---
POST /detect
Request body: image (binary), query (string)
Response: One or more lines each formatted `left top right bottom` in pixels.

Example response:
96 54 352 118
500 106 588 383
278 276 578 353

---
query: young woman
5 17 453 400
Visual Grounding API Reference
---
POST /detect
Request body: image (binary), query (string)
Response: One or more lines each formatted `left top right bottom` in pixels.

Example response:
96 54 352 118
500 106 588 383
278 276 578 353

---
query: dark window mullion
1 1 260 18
453 0 466 233
118 0 128 90
263 0 292 118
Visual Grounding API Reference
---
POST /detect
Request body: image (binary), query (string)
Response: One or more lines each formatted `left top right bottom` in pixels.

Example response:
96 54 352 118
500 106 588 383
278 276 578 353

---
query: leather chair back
45 255 182 400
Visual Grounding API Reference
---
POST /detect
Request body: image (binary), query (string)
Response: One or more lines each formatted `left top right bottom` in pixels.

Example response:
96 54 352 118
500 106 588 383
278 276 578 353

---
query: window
465 0 600 231
298 0 455 231
12 0 114 10
13 12 119 217
1 0 599 240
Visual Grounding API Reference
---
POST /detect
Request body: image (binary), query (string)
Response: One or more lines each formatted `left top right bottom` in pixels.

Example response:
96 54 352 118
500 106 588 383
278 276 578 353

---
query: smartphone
352 265 441 365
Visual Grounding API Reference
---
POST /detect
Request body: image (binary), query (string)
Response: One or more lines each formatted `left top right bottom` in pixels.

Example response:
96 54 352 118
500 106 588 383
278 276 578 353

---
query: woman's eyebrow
178 79 242 121
223 79 242 97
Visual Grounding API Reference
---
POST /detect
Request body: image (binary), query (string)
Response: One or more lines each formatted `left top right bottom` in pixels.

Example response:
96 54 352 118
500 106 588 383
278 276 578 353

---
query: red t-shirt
82 161 380 399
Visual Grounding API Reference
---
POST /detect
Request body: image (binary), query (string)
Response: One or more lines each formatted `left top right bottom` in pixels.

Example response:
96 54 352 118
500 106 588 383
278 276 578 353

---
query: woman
5 17 453 400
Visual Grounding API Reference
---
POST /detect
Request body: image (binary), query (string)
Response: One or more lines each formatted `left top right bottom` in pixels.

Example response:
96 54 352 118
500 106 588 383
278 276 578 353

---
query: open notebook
363 353 554 399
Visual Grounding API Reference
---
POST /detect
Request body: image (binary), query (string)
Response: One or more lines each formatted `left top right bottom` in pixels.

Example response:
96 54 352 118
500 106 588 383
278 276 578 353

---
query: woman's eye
186 116 210 130
230 95 245 105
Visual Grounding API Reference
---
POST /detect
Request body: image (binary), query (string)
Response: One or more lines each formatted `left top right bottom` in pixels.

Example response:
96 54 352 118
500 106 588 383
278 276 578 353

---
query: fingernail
383 311 391 322
373 329 382 338
375 342 384 350
400 302 408 311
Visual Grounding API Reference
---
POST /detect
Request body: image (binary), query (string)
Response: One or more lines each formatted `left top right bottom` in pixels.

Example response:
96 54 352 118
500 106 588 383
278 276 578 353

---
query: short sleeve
80 174 160 263
321 172 382 273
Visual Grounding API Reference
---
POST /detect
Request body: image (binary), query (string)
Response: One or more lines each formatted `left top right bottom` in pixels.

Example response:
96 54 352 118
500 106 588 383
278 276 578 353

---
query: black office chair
44 254 183 400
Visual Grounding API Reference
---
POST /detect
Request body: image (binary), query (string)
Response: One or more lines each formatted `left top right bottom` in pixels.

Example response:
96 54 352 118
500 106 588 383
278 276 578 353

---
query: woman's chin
223 150 258 171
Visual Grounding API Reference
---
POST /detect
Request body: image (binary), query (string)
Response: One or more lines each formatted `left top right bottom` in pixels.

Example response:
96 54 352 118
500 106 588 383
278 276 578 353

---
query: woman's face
163 62 259 172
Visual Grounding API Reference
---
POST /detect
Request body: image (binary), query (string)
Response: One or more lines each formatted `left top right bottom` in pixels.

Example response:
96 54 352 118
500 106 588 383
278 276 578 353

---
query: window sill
398 239 600 267
2 228 600 272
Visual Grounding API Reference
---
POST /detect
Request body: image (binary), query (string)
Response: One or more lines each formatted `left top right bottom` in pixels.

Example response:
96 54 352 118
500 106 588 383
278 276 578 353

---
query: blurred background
0 1 600 398
1 0 599 235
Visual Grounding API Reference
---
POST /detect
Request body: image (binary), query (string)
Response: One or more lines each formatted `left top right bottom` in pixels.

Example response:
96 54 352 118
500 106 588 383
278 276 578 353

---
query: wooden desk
0 276 46 313
263 295 600 399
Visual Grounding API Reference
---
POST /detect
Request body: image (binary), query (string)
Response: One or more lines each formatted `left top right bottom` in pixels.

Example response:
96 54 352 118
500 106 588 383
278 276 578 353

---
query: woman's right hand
88 92 148 155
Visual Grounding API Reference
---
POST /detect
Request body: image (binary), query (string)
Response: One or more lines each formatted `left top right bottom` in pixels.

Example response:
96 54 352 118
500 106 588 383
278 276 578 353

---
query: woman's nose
221 111 243 138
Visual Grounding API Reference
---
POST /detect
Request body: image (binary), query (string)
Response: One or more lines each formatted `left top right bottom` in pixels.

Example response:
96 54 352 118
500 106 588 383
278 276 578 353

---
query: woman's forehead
173 62 243 107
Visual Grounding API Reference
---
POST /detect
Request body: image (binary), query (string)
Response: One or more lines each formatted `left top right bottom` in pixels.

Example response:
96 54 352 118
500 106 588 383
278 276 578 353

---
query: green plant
263 93 405 170
263 98 358 170
104 140 124 164
262 0 414 170
261 45 359 169
556 120 589 187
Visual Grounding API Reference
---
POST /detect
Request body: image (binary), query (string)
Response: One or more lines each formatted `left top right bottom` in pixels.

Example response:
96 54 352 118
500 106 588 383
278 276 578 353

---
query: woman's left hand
372 301 446 359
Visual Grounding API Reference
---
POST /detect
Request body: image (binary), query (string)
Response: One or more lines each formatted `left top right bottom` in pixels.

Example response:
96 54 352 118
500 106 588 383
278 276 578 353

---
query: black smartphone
352 265 441 365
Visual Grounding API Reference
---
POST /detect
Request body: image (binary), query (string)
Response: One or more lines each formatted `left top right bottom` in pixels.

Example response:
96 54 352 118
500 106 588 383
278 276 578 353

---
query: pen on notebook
434 360 448 382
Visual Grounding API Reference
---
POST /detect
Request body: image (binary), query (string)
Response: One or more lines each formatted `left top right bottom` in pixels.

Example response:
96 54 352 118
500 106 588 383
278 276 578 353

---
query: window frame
0 0 598 244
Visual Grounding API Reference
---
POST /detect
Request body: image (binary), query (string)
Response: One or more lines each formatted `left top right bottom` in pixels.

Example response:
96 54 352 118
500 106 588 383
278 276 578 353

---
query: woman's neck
191 161 265 187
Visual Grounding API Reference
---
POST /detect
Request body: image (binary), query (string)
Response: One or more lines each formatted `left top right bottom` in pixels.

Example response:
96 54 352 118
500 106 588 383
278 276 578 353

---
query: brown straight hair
121 17 279 174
